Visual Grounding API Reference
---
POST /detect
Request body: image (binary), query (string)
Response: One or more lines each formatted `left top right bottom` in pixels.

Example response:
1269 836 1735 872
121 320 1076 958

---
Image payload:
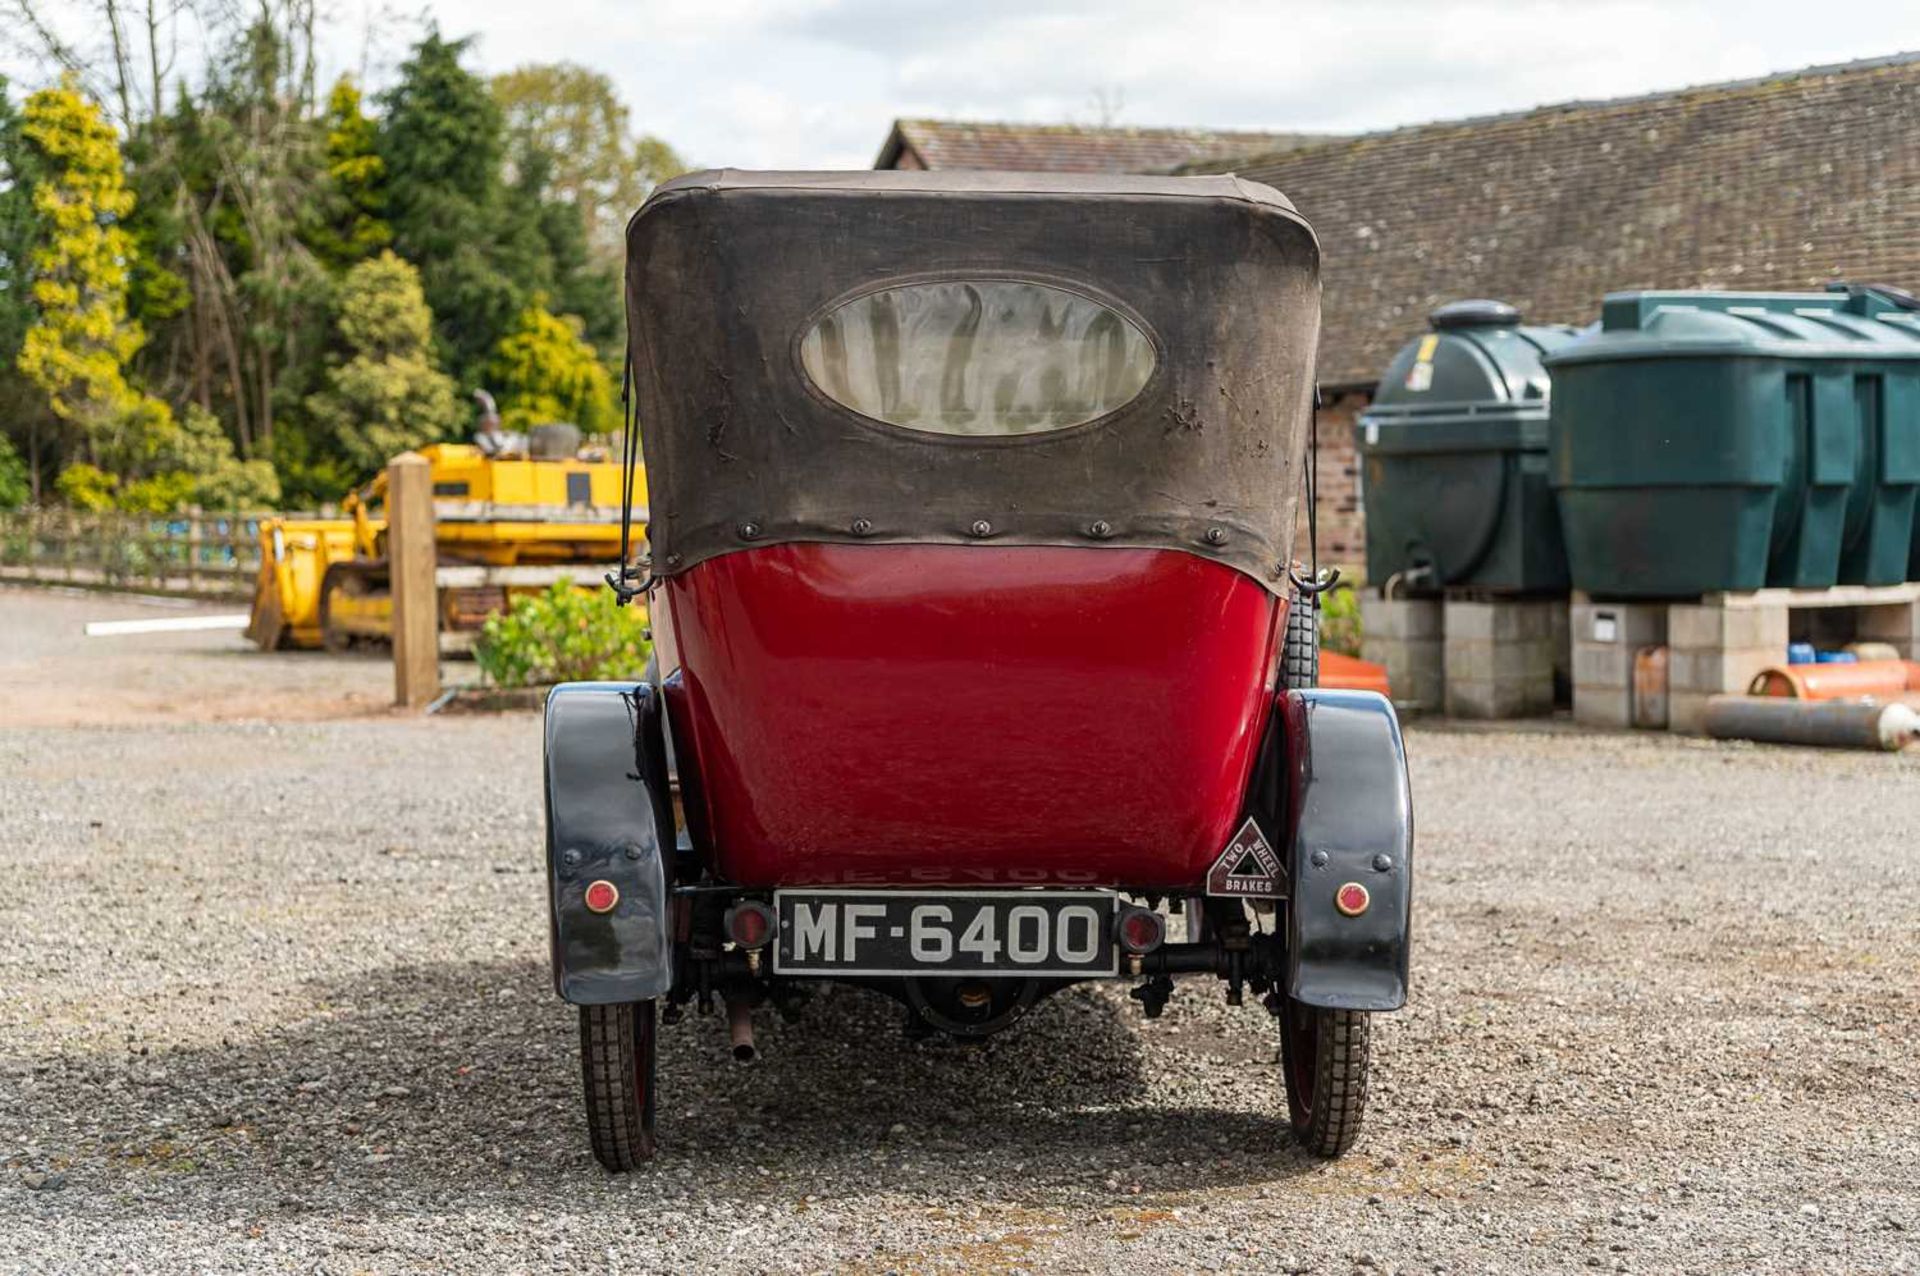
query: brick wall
1297 388 1369 574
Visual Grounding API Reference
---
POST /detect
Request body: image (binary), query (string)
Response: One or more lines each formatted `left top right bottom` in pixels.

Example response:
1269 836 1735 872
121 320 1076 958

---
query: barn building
874 54 1920 568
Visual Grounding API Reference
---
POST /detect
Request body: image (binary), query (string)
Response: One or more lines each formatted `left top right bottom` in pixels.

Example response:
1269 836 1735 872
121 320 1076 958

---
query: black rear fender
1281 688 1413 1011
544 682 676 1004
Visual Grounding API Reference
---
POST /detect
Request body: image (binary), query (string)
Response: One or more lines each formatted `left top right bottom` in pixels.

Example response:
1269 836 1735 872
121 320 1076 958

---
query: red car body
663 543 1286 888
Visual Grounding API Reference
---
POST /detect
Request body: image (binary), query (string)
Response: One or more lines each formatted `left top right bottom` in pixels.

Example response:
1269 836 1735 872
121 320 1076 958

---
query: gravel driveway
1 583 1917 1273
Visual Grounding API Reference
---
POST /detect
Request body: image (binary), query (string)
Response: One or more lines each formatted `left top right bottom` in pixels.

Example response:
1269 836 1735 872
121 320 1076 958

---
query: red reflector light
1335 882 1370 917
726 900 775 950
1115 906 1165 955
583 880 619 914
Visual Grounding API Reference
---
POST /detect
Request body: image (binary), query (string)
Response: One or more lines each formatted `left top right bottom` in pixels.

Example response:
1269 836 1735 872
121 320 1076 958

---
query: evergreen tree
305 250 462 473
500 144 620 354
1 17 686 508
377 31 520 385
0 75 49 499
381 34 624 384
119 126 191 338
0 78 38 366
305 77 389 270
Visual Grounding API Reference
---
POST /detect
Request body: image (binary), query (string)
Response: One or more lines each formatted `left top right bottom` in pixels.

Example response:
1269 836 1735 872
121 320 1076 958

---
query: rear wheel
1277 587 1370 1156
1283 583 1318 690
1279 998 1370 1157
579 1001 657 1170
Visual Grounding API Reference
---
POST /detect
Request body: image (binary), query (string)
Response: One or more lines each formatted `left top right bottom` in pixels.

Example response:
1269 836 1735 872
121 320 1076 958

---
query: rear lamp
725 900 776 950
583 880 619 914
1115 906 1166 955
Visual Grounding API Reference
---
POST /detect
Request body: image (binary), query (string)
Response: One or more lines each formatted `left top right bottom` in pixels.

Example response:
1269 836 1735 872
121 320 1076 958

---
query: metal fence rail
0 509 298 600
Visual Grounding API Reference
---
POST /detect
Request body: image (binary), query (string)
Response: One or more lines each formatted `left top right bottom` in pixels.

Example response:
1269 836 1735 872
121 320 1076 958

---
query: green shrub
1318 584 1362 657
0 435 27 511
474 579 650 688
54 463 118 511
116 471 196 513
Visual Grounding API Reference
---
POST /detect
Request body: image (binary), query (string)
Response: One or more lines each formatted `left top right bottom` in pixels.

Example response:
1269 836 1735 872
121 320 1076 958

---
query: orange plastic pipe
1748 659 1920 701
1320 651 1392 697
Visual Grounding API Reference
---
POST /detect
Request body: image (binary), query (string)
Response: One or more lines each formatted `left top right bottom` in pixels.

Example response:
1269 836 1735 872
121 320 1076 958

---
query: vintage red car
544 170 1413 1170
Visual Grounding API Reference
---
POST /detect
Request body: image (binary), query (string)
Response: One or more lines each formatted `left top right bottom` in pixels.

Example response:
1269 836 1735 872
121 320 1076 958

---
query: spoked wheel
579 1001 658 1170
1279 997 1370 1157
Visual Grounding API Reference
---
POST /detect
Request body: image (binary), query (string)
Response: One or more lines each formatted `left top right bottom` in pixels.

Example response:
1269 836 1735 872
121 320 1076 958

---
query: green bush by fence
474 580 651 688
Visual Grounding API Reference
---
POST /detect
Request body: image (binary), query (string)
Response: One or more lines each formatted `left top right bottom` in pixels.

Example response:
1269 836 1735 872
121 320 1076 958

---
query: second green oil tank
1548 287 1920 597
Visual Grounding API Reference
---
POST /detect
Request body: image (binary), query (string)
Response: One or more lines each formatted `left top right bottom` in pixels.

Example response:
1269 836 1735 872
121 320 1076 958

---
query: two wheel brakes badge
1205 817 1286 898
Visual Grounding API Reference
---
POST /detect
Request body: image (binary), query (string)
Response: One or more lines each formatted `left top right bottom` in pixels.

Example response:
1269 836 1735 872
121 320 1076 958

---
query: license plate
772 889 1119 978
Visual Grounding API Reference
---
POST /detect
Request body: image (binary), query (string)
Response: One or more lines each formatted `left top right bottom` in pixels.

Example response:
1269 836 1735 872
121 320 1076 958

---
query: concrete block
1444 637 1551 687
1525 639 1556 682
1447 677 1550 719
1668 602 1789 654
1573 640 1635 690
1444 637 1491 683
1444 598 1557 642
1440 599 1495 641
1573 684 1634 730
1361 595 1442 640
1858 600 1920 656
1668 690 1714 736
1571 599 1667 648
1667 645 1776 696
1364 635 1444 709
1363 635 1441 667
1367 633 1443 671
1440 598 1557 719
1398 666 1447 711
1443 675 1520 717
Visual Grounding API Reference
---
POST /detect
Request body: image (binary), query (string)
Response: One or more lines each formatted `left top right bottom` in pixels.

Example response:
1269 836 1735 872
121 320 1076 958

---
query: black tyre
1282 584 1318 690
1277 583 1369 1156
1279 997 1370 1157
579 1000 658 1170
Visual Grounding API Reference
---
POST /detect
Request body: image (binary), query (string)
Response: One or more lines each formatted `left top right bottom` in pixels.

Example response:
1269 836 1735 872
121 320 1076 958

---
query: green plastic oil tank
1838 284 1920 582
1548 288 1920 597
1356 300 1579 592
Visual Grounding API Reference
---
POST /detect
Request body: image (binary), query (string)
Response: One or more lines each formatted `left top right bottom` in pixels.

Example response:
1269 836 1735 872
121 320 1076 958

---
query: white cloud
8 0 1918 170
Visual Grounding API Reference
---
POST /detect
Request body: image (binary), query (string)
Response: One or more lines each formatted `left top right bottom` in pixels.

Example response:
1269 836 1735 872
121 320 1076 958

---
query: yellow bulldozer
246 432 641 653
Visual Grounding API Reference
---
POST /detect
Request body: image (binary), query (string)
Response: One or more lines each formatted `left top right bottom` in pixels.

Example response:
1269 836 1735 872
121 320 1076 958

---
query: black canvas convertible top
624 169 1321 591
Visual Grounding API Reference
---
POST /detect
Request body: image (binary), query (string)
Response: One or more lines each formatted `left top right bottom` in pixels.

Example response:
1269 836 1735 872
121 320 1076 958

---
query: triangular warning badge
1206 817 1286 898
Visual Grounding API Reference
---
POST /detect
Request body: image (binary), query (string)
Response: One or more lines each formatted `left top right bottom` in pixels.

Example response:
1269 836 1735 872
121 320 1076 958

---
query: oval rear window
799 280 1155 436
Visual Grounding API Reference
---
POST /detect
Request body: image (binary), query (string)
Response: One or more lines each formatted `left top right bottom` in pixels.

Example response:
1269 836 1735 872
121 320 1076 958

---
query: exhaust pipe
727 998 757 1063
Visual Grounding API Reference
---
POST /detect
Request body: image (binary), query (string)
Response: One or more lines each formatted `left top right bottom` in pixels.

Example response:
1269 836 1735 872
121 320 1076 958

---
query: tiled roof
1199 53 1920 387
875 119 1329 174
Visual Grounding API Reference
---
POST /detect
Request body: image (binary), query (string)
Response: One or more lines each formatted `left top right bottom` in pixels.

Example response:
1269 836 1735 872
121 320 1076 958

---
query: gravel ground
2 582 1918 1274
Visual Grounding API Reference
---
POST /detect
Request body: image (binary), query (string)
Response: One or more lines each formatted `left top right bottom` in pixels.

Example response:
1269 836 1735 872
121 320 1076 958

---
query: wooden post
388 452 440 708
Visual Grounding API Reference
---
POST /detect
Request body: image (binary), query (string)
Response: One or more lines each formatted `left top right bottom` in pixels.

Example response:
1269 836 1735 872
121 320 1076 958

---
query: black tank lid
1430 299 1522 329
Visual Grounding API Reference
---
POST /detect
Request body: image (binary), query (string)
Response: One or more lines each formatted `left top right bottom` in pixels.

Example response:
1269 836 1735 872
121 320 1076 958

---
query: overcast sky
408 0 1920 169
9 1 1920 169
